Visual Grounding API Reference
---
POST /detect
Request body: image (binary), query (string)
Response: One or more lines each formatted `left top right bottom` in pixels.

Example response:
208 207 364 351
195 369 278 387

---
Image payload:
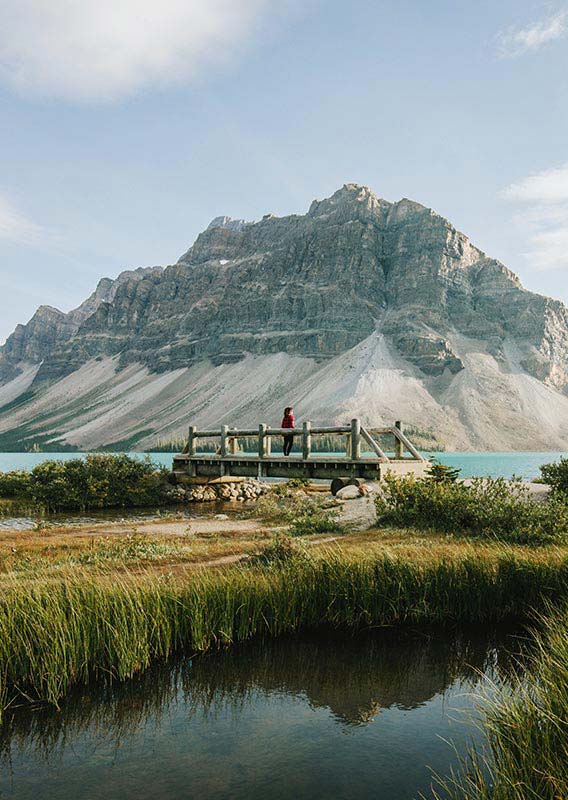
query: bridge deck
173 455 426 480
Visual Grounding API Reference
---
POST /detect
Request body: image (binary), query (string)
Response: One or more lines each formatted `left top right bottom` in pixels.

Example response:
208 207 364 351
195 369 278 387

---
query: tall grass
431 604 568 800
2 545 568 716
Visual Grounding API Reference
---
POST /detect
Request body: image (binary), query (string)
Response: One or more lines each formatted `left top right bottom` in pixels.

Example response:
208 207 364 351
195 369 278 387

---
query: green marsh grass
2 543 568 716
431 604 568 800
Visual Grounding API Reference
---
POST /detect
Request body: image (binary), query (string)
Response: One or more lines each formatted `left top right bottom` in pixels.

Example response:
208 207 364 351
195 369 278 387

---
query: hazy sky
1 0 568 343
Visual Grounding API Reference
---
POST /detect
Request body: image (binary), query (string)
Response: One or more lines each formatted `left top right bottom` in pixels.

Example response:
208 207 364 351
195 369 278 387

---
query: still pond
0 625 526 800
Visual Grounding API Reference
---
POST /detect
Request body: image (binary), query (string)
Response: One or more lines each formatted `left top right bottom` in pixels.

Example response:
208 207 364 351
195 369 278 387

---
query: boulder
336 485 361 500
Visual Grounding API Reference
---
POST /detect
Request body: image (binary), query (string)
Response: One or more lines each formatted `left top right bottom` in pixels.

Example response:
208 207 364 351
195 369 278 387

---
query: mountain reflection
0 625 527 763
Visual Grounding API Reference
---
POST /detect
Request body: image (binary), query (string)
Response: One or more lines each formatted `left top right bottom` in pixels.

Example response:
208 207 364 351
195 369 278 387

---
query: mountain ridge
1 183 568 451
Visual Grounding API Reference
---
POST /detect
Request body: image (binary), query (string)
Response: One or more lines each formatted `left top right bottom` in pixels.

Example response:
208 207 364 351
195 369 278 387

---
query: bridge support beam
302 421 311 460
395 420 404 459
350 418 361 460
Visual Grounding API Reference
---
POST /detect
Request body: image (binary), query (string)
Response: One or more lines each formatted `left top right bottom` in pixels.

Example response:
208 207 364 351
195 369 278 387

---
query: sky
1 0 568 343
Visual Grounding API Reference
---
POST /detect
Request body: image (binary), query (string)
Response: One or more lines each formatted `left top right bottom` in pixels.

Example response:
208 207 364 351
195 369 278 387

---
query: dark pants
283 434 294 456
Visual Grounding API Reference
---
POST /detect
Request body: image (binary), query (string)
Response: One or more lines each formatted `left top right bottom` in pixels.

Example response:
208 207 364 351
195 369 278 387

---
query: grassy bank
2 538 568 716
432 604 568 800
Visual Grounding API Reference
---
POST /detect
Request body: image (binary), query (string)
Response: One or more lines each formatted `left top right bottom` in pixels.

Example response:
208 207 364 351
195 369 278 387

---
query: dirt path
169 534 342 571
0 516 276 544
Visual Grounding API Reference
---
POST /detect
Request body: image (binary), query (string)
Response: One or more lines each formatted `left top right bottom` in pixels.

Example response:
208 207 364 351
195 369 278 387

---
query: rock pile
163 479 267 503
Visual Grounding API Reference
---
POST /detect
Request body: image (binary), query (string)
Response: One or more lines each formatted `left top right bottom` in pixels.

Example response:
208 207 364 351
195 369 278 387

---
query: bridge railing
181 419 424 462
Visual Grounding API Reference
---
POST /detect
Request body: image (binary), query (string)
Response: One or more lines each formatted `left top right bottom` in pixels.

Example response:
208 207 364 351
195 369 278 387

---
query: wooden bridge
172 419 427 483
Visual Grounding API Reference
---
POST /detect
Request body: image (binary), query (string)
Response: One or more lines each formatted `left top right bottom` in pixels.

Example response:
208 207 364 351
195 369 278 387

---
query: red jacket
281 414 295 429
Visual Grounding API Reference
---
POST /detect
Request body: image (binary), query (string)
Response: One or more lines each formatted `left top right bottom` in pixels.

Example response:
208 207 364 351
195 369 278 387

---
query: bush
540 456 568 497
426 458 461 483
270 478 311 497
0 470 32 499
375 474 568 544
0 455 168 512
254 492 343 536
285 496 343 537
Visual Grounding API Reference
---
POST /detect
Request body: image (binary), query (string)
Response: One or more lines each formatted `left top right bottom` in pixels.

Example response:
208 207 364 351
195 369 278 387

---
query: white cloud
0 0 292 102
497 10 567 58
0 194 45 246
502 163 568 202
501 163 568 271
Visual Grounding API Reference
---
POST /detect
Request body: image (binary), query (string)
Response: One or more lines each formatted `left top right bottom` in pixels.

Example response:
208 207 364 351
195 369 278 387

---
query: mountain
1 183 568 452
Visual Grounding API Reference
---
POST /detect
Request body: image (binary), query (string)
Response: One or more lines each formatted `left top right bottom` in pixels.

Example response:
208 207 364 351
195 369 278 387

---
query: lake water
0 450 566 480
0 625 524 800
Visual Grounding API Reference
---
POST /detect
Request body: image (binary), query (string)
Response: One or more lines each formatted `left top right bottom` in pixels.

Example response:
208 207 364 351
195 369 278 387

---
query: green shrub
0 470 32 499
0 455 168 512
253 492 343 536
285 496 342 537
426 458 461 483
540 456 568 497
375 474 568 544
270 478 311 497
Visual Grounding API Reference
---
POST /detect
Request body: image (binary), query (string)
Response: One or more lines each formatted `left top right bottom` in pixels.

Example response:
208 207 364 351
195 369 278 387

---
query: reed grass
431 604 568 800
2 544 568 716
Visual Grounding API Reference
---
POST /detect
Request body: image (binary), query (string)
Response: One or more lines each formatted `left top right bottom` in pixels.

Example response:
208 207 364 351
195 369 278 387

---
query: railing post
188 425 197 456
265 426 272 457
302 420 312 460
395 420 404 459
229 427 238 454
350 418 361 460
258 424 267 459
220 425 228 457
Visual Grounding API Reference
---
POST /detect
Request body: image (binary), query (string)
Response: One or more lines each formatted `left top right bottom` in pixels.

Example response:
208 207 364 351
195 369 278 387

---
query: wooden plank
360 426 389 461
302 420 312 460
175 453 386 464
220 424 228 457
394 421 404 459
192 425 353 438
188 426 197 457
350 418 361 460
258 423 268 458
187 458 426 481
392 423 424 460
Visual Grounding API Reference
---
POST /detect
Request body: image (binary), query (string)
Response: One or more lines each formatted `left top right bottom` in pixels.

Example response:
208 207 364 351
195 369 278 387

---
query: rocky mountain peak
207 216 251 232
2 183 568 451
32 305 66 320
308 183 389 221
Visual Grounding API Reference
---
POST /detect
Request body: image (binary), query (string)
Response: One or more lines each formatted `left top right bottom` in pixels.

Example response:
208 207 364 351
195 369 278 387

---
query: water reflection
0 626 528 800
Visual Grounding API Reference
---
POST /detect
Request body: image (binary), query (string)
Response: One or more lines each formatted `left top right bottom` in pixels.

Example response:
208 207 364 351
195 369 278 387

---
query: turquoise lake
0 451 566 480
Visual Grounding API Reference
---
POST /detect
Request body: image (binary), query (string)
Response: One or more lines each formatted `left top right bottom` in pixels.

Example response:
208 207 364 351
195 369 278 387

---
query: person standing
281 407 295 456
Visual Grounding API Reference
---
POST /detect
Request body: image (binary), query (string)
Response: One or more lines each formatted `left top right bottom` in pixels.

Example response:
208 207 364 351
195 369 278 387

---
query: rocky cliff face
1 183 568 451
0 266 162 381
